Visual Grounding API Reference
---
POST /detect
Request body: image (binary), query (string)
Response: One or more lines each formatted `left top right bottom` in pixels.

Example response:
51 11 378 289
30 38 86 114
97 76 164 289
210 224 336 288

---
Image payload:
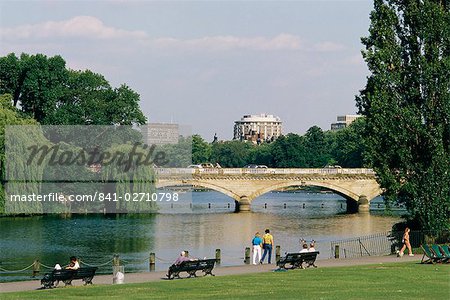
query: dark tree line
191 120 367 168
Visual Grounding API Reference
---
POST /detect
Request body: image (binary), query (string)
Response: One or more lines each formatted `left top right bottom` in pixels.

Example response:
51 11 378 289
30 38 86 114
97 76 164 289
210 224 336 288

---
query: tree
0 94 48 214
0 53 68 122
47 69 111 125
303 126 332 167
356 0 450 231
271 134 306 167
331 118 366 168
0 53 147 126
106 84 146 126
210 141 252 167
248 143 274 167
192 134 211 164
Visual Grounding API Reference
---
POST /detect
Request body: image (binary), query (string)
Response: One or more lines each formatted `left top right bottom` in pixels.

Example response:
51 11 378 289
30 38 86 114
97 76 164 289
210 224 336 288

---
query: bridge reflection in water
155 168 381 213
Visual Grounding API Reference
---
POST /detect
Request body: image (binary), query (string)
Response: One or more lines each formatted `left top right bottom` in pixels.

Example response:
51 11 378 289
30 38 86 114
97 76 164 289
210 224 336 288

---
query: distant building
143 123 179 145
331 115 362 130
234 114 282 143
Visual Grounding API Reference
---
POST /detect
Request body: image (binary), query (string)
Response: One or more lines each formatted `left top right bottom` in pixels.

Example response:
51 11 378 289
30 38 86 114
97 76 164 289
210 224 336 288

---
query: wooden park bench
277 251 320 270
40 267 98 289
166 259 216 279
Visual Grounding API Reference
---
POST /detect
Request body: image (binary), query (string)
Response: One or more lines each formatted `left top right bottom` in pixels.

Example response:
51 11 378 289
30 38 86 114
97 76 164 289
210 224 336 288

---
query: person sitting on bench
66 256 80 270
300 243 309 253
309 241 316 252
173 251 192 265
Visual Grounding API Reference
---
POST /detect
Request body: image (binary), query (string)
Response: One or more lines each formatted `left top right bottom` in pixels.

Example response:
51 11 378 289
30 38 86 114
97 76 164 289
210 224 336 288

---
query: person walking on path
251 232 263 265
397 227 414 257
260 229 274 264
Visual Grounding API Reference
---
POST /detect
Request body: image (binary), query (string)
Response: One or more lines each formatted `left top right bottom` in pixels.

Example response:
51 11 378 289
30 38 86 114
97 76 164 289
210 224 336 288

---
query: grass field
2 262 449 299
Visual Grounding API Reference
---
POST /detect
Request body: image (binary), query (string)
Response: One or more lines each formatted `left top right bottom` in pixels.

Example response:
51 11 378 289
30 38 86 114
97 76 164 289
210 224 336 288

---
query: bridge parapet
155 168 376 176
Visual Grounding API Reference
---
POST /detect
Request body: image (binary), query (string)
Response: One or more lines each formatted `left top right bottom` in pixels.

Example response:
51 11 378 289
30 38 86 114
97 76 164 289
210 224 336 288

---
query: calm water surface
0 191 401 282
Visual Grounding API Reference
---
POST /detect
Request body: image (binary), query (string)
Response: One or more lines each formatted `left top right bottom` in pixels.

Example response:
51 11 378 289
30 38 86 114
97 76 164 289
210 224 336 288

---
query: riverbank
0 255 422 294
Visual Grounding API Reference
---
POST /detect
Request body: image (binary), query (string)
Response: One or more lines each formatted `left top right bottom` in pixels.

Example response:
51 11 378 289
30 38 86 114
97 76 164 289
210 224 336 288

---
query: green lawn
2 262 449 300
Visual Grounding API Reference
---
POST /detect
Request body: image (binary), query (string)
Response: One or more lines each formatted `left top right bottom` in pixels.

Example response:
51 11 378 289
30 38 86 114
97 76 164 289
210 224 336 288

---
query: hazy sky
0 0 373 140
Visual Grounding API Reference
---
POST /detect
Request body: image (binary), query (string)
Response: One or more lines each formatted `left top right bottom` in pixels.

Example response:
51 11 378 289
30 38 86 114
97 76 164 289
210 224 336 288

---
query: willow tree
356 0 450 231
0 94 49 214
102 144 156 213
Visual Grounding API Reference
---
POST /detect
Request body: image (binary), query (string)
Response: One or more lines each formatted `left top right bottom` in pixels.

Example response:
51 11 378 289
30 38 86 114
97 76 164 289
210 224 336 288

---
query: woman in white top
66 256 80 270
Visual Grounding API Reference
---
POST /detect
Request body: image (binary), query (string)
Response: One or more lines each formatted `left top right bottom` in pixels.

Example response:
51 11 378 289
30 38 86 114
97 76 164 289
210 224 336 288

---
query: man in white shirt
300 243 309 253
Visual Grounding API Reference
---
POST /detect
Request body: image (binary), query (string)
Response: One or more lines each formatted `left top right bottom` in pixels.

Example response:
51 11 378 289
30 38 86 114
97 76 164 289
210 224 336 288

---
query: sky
0 0 373 140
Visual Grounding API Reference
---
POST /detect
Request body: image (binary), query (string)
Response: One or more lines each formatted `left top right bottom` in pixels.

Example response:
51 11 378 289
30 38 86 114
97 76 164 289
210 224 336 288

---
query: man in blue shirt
251 232 263 265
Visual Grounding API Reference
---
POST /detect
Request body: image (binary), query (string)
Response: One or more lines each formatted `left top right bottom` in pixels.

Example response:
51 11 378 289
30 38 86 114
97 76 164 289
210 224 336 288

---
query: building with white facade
331 115 363 130
233 114 282 143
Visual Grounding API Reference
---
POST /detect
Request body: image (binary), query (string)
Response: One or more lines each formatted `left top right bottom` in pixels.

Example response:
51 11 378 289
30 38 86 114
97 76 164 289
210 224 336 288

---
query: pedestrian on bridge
251 232 263 265
260 229 274 264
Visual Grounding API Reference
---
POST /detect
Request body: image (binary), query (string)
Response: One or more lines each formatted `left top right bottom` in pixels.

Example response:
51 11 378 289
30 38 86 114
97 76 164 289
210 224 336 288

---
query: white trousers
252 245 262 264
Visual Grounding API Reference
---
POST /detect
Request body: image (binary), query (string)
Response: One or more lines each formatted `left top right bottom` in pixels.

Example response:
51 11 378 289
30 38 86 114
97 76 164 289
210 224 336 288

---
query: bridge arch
250 180 361 203
156 180 241 201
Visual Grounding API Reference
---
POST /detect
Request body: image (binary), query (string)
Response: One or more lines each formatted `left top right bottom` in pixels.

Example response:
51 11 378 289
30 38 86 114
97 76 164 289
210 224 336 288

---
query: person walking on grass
251 232 263 265
260 229 274 264
397 227 414 257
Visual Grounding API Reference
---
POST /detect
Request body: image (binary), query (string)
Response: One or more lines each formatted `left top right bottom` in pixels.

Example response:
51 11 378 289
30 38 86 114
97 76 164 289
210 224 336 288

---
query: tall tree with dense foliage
331 118 366 168
303 126 332 167
210 141 252 167
271 133 306 167
356 0 450 230
0 53 146 126
192 135 212 164
0 53 68 122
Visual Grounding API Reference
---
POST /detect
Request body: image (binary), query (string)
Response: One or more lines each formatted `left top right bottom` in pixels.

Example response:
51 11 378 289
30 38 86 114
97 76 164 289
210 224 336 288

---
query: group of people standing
251 229 274 265
251 230 318 265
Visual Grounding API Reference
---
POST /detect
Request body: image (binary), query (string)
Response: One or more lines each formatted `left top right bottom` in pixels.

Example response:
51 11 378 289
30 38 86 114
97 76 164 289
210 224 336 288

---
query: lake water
0 191 401 282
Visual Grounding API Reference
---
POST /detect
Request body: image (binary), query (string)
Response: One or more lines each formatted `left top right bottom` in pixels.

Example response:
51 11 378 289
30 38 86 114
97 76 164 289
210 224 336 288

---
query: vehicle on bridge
187 164 203 169
200 163 215 168
324 165 342 169
187 163 218 169
244 164 268 169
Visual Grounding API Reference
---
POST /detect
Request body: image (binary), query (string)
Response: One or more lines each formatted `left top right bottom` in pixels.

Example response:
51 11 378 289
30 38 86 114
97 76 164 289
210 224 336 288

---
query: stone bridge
155 168 382 213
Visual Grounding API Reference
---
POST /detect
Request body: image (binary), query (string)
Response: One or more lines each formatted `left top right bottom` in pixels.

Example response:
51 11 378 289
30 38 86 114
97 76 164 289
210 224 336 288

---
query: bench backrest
72 267 98 279
300 251 319 260
49 267 97 280
283 251 319 261
177 259 215 270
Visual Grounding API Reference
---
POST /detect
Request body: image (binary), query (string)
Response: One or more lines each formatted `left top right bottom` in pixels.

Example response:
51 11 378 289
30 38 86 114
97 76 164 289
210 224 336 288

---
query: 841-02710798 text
98 192 179 202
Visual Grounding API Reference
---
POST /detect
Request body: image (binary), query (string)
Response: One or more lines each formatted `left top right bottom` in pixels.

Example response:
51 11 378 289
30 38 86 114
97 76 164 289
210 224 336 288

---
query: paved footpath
0 255 418 293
